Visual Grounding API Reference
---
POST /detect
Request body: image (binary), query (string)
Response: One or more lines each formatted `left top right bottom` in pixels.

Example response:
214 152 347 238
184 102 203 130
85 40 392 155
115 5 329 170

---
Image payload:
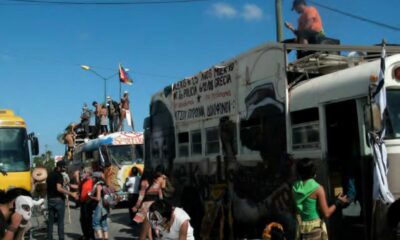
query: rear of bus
0 109 38 191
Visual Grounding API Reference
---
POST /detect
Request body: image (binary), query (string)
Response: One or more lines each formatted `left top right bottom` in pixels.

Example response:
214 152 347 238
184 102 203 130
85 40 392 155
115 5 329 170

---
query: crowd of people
82 91 133 138
38 159 194 240
62 91 133 161
0 157 352 240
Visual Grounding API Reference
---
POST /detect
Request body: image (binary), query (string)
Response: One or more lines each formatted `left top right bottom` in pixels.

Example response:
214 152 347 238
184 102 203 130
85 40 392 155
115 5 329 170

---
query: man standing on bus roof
107 96 120 133
46 160 78 240
81 104 91 138
92 101 101 138
285 0 324 44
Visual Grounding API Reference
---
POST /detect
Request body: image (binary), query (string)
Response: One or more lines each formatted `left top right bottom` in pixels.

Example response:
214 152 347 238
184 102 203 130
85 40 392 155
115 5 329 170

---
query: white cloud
242 4 263 21
211 3 238 19
209 3 264 22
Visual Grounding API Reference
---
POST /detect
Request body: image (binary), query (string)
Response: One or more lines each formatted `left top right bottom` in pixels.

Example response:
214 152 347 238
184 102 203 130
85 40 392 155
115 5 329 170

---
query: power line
0 51 184 80
3 0 209 5
309 0 400 32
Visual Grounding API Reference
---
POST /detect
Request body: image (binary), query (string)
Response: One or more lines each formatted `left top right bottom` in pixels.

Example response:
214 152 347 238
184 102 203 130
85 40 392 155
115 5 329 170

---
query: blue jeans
92 203 109 232
47 198 65 240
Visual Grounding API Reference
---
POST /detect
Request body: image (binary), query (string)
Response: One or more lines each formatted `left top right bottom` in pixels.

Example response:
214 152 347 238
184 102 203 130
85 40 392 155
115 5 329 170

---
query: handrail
284 43 400 53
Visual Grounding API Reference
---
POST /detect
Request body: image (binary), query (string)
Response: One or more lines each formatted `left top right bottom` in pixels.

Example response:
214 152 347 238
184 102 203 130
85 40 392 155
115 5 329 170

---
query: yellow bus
0 109 39 191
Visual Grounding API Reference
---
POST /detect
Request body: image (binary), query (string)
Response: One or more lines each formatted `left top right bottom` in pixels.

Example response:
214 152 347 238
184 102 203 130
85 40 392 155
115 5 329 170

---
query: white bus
71 131 144 195
144 42 400 239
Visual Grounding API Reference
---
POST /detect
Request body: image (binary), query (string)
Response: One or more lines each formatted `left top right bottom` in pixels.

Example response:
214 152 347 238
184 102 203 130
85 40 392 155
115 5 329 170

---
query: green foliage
33 150 55 172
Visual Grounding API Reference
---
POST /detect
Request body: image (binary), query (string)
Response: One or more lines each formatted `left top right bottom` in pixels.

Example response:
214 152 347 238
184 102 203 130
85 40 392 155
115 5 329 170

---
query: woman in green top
293 158 348 240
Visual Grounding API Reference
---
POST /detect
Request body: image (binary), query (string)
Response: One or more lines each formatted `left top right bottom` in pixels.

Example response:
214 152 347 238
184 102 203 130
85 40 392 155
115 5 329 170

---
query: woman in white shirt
139 199 195 240
125 166 140 224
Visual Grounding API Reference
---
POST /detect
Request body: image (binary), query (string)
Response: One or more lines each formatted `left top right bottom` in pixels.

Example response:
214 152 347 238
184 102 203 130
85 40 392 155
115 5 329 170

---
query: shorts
297 29 324 43
92 204 109 232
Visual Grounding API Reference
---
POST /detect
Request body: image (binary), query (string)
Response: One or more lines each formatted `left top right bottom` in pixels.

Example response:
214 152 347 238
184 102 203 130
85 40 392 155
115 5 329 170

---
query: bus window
107 145 135 165
191 130 202 156
135 145 144 164
206 127 220 155
385 90 400 139
178 132 189 157
0 128 30 172
83 151 93 161
291 108 320 150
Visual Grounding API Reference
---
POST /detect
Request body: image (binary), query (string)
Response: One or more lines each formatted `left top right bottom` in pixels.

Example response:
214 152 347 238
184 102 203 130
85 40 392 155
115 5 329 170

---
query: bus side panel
145 44 296 239
0 171 32 191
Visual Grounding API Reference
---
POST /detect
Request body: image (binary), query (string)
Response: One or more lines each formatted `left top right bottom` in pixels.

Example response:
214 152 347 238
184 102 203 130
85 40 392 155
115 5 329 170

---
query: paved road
28 205 140 240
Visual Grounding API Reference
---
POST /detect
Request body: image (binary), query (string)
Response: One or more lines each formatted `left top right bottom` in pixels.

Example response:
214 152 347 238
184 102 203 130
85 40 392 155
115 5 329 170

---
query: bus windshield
386 90 400 139
0 128 30 172
107 144 143 165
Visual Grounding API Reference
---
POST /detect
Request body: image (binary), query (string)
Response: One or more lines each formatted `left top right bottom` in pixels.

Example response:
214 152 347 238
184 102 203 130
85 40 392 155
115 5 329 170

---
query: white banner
172 62 237 122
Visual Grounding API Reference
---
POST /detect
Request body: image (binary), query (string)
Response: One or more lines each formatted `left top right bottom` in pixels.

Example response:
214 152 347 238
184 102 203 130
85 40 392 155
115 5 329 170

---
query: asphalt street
28 205 139 240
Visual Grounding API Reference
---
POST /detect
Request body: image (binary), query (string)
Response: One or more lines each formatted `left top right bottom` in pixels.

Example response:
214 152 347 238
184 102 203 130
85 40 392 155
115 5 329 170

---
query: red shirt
80 178 94 202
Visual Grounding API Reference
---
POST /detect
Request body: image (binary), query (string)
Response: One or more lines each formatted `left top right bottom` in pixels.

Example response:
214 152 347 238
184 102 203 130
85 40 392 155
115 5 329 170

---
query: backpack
92 181 119 208
102 186 119 208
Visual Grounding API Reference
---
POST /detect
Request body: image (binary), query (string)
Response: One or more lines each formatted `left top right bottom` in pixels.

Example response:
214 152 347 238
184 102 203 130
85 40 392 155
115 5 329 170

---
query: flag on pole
369 40 395 204
119 64 133 85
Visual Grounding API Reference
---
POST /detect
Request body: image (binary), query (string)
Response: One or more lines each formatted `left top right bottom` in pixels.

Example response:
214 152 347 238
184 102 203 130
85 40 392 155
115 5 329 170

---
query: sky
0 0 399 156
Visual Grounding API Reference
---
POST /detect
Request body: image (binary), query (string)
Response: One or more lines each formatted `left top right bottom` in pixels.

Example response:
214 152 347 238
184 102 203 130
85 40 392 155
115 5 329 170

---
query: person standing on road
293 158 348 239
79 168 95 240
46 160 78 240
139 199 195 240
89 172 110 240
125 166 141 224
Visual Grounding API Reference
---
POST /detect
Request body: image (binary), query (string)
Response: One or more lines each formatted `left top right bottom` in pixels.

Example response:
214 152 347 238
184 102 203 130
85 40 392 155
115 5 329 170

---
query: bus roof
0 109 26 128
75 131 144 153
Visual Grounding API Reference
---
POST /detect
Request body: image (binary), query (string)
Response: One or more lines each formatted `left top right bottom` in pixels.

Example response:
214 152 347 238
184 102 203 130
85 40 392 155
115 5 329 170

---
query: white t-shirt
125 176 140 194
157 208 195 240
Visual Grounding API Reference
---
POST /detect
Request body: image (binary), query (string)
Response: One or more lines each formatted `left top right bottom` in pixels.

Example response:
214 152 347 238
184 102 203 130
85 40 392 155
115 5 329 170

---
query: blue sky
0 0 399 155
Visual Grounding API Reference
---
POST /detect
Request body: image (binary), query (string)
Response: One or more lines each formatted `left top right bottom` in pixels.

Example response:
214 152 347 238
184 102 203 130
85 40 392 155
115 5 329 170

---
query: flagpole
119 63 122 100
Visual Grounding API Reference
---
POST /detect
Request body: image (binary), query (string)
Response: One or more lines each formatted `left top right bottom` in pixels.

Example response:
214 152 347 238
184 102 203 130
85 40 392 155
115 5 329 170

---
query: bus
70 131 144 196
0 109 39 191
144 42 400 239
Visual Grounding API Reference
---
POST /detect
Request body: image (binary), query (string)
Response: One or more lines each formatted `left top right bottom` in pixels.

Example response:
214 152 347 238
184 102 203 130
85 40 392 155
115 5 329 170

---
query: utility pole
275 0 284 42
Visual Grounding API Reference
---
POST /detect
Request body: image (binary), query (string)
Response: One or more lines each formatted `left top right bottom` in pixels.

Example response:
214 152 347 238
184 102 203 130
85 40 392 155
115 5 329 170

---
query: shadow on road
110 212 130 226
66 232 82 239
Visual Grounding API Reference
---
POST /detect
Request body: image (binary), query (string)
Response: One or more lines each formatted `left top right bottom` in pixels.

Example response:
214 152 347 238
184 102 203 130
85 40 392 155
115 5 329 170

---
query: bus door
324 99 371 240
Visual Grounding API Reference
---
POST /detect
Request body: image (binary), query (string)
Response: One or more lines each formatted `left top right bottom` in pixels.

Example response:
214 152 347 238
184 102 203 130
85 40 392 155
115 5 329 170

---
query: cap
106 96 111 100
292 0 305 10
56 160 66 168
124 91 128 94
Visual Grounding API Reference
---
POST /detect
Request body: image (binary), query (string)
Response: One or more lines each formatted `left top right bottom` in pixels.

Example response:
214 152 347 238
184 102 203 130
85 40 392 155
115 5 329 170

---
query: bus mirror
371 103 382 132
31 136 39 156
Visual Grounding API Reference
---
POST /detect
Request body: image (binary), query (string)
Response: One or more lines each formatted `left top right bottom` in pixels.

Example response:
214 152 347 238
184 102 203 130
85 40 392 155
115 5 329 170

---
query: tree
33 150 55 172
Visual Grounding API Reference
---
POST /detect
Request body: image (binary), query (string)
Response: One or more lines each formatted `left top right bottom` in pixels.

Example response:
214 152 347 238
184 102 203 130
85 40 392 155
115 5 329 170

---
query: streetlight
81 65 117 103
